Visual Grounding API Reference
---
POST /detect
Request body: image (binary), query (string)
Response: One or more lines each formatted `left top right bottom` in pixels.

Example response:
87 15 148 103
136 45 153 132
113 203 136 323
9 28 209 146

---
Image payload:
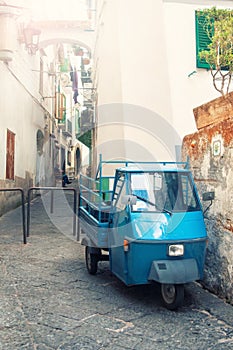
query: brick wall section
193 92 233 130
182 93 233 304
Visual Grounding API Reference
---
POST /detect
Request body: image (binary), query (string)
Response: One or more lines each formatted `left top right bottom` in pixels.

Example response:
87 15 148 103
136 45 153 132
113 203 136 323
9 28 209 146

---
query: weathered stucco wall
182 92 233 303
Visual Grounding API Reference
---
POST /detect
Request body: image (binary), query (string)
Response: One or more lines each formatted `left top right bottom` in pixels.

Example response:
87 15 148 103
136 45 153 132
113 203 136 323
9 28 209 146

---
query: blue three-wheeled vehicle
78 155 213 310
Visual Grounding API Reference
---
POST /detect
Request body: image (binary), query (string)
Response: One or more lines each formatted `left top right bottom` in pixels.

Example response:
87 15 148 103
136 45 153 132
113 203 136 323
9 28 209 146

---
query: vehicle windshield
130 171 200 213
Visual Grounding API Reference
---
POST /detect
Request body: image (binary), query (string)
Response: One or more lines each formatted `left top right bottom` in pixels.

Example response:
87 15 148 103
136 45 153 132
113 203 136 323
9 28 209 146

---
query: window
55 92 66 121
195 11 212 69
195 10 230 71
131 173 155 212
130 171 200 213
6 129 15 180
180 174 200 211
161 172 200 212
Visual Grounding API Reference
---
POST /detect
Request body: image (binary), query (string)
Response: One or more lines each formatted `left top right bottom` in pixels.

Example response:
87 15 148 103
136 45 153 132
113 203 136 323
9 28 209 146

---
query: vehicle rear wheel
161 283 184 310
85 246 99 275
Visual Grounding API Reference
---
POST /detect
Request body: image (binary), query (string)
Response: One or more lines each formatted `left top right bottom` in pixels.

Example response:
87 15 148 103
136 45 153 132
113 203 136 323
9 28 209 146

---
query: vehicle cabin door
109 171 130 283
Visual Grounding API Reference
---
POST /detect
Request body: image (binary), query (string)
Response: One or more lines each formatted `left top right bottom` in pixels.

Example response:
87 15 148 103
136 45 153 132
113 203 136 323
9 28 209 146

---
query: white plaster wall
94 0 123 105
0 61 44 180
94 0 176 162
117 0 173 122
164 0 233 139
117 0 176 161
94 0 233 163
0 28 55 184
94 0 125 159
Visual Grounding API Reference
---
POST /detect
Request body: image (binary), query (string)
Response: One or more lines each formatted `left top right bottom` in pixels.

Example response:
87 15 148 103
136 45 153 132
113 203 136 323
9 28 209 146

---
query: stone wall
182 92 233 304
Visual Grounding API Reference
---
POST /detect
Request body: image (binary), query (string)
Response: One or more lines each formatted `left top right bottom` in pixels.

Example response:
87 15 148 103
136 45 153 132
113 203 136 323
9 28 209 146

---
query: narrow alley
1 1 233 348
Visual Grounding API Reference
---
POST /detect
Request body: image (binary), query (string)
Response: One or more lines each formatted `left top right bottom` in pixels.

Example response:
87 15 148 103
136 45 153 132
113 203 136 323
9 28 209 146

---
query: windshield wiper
154 204 172 216
133 193 172 216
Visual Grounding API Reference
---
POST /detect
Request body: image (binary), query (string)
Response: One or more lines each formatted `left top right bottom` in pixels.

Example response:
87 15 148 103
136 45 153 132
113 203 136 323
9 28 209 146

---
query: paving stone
1 194 233 349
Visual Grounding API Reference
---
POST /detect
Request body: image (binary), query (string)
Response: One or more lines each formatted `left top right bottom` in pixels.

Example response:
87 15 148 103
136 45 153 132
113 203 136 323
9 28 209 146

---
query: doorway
76 147 81 175
61 147 66 174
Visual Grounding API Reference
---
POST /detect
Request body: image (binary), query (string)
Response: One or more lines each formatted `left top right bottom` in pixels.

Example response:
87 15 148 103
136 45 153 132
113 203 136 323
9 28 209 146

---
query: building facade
0 0 232 208
92 0 233 165
0 1 95 214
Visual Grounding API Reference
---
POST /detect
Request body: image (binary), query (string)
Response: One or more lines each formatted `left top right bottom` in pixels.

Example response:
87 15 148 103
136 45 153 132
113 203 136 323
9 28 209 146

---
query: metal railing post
50 190 54 214
27 188 32 238
73 190 77 237
0 188 26 244
20 189 27 244
27 187 77 238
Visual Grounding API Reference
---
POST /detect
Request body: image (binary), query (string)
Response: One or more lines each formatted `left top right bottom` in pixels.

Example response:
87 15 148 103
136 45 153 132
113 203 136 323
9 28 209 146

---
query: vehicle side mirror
202 191 215 201
121 195 137 205
202 191 215 215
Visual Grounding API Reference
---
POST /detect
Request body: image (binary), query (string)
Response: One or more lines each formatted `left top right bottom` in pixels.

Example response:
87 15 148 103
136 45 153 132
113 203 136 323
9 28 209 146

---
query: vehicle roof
116 164 190 173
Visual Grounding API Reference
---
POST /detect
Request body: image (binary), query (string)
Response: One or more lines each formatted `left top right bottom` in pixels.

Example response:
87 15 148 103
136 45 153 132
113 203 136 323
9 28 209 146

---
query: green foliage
197 7 233 95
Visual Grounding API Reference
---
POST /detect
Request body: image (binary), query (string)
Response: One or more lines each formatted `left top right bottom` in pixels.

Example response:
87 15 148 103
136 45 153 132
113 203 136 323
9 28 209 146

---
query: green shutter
58 94 66 124
60 58 70 72
62 96 66 122
79 130 92 148
195 11 212 69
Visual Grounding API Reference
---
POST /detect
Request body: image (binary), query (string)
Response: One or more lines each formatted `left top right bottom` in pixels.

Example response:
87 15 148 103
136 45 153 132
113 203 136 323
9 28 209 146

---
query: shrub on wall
196 7 233 96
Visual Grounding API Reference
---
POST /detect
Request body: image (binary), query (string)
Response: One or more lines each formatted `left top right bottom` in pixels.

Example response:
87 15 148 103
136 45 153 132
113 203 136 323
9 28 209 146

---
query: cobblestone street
1 192 233 350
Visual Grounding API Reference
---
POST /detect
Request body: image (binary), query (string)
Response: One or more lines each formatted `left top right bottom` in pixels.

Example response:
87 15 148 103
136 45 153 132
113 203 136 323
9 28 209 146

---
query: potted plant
82 57 90 65
194 7 233 129
196 7 233 96
73 46 84 56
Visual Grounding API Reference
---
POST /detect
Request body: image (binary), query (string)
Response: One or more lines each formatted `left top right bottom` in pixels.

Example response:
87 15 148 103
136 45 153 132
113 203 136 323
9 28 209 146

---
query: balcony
59 119 72 137
81 69 92 84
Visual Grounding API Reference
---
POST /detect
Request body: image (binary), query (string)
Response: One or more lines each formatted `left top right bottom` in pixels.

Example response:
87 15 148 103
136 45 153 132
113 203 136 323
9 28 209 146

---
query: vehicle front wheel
85 246 99 275
161 283 184 310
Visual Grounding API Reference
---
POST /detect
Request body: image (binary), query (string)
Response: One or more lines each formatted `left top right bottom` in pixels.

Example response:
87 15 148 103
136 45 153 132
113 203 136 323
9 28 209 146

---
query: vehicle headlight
168 244 184 256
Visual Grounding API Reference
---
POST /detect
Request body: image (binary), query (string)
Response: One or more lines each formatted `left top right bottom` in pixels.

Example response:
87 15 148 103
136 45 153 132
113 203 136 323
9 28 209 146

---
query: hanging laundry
70 64 74 81
72 66 79 103
73 90 79 104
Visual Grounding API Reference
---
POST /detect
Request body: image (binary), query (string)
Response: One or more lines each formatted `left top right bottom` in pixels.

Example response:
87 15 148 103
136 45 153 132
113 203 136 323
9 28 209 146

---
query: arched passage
39 38 93 54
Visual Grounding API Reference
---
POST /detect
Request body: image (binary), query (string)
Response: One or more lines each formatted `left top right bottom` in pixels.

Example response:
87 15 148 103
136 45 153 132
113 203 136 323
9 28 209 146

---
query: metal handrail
27 187 77 238
95 154 190 179
0 188 26 244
